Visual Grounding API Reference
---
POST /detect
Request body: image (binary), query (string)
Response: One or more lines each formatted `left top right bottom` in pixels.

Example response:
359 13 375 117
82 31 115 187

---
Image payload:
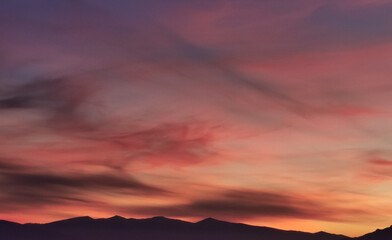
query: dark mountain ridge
348 225 392 240
0 215 372 240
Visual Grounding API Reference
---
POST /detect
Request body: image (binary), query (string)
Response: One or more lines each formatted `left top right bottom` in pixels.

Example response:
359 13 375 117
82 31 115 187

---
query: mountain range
0 216 390 240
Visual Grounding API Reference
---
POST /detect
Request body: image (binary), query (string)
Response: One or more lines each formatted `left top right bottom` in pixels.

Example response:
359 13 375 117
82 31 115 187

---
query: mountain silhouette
346 225 392 240
0 216 351 240
12 216 392 240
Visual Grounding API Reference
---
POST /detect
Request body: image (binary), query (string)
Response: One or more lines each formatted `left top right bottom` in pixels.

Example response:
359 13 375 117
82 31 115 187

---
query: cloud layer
1 0 392 237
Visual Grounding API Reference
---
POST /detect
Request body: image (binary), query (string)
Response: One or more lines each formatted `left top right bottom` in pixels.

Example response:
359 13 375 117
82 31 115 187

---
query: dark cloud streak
0 158 166 211
125 189 367 222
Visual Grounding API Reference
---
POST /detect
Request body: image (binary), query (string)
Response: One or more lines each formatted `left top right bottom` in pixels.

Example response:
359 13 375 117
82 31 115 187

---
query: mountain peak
315 231 333 235
140 216 192 225
147 216 171 221
357 224 392 240
49 216 93 225
313 231 346 240
0 220 20 227
141 216 174 223
197 217 227 224
107 215 126 221
151 216 168 220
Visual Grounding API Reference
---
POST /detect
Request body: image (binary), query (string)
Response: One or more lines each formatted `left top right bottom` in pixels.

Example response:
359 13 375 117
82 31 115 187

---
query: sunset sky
1 0 392 237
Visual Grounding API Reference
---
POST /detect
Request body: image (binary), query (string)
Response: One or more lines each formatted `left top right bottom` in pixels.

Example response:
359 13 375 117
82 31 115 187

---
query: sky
1 0 392 237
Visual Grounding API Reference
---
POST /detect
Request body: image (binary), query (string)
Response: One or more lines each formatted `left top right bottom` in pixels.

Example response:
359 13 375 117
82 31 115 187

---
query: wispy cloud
1 0 392 236
0 158 166 212
124 188 371 222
